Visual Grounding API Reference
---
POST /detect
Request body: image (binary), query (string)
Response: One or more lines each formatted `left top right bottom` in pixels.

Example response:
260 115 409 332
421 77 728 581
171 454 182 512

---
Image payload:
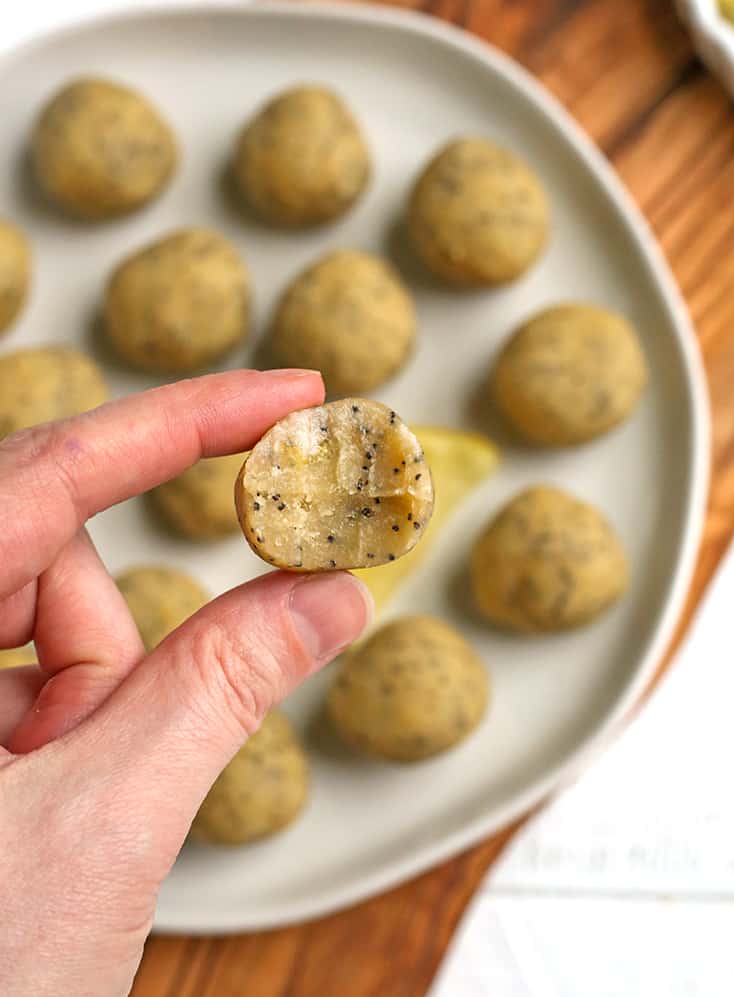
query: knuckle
1 421 85 512
188 622 281 737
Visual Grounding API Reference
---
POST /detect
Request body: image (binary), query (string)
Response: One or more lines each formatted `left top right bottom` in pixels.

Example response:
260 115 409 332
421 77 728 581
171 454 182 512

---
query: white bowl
678 0 734 95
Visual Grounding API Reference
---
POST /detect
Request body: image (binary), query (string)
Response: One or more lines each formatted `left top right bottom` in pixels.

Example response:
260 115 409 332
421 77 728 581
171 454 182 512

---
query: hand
0 369 371 997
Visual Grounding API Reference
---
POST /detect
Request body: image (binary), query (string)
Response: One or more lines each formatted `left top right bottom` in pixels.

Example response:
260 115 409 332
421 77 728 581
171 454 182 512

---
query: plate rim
0 0 711 934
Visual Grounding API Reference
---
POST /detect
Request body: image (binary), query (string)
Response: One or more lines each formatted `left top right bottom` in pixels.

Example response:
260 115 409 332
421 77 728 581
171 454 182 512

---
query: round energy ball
233 85 370 226
270 250 416 394
104 228 250 373
492 304 648 446
235 398 434 572
191 710 309 845
471 486 629 633
328 615 489 762
408 137 549 286
116 565 209 651
150 453 244 540
0 346 108 440
0 220 31 334
31 77 177 220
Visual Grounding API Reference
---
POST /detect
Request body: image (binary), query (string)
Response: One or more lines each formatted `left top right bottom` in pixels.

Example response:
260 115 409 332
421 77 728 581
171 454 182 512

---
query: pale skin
0 369 372 997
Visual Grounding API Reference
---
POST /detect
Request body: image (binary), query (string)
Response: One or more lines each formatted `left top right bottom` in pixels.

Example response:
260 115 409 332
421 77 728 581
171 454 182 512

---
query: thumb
63 570 371 860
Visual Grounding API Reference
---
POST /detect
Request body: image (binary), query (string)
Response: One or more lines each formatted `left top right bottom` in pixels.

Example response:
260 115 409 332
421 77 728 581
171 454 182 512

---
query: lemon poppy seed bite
234 85 370 227
31 76 177 220
235 399 434 572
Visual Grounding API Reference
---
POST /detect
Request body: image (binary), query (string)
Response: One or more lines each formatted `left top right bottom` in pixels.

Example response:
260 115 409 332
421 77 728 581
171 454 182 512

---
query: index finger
0 368 323 599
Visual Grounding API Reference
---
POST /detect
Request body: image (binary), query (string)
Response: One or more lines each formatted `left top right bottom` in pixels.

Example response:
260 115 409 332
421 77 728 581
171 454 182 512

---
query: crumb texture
236 399 434 571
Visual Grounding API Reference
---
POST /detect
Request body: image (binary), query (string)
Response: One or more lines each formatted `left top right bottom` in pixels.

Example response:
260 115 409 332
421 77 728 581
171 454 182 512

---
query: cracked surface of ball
191 711 309 845
150 453 244 540
32 77 177 219
492 304 648 446
116 565 209 651
328 615 489 762
471 486 629 633
0 346 108 440
408 137 549 286
234 85 370 226
0 220 31 334
270 250 415 394
104 228 250 373
235 399 434 572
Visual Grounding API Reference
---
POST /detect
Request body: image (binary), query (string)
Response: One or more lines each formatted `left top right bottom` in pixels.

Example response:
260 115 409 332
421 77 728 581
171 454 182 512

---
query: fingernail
260 368 322 379
289 573 373 662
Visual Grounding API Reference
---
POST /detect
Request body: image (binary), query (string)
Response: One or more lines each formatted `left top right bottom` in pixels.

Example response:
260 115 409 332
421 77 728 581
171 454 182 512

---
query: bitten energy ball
236 399 434 572
328 615 489 762
408 137 549 286
0 346 108 440
150 453 244 540
116 565 209 651
234 85 370 226
471 486 628 633
492 304 648 446
104 228 250 373
0 220 31 334
191 710 309 845
270 250 416 394
31 77 177 220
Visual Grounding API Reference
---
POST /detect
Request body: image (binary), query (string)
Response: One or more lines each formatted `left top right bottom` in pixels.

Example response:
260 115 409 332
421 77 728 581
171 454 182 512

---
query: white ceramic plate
0 2 709 933
677 0 734 98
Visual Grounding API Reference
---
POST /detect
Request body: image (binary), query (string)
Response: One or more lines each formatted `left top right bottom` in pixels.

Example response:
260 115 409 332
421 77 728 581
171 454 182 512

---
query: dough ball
31 77 177 220
492 304 648 446
0 646 36 670
408 137 549 286
150 453 244 540
328 615 489 762
0 346 108 440
235 399 434 571
104 228 250 373
471 486 628 633
0 220 31 334
116 565 209 651
234 85 370 226
191 710 309 845
270 250 415 394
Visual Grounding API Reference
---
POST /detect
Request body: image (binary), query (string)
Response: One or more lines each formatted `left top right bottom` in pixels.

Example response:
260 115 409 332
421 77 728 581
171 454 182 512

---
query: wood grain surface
132 1 734 994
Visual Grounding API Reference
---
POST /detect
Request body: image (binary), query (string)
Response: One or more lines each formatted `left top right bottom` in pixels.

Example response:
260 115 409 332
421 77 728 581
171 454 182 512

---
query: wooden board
132 1 734 993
